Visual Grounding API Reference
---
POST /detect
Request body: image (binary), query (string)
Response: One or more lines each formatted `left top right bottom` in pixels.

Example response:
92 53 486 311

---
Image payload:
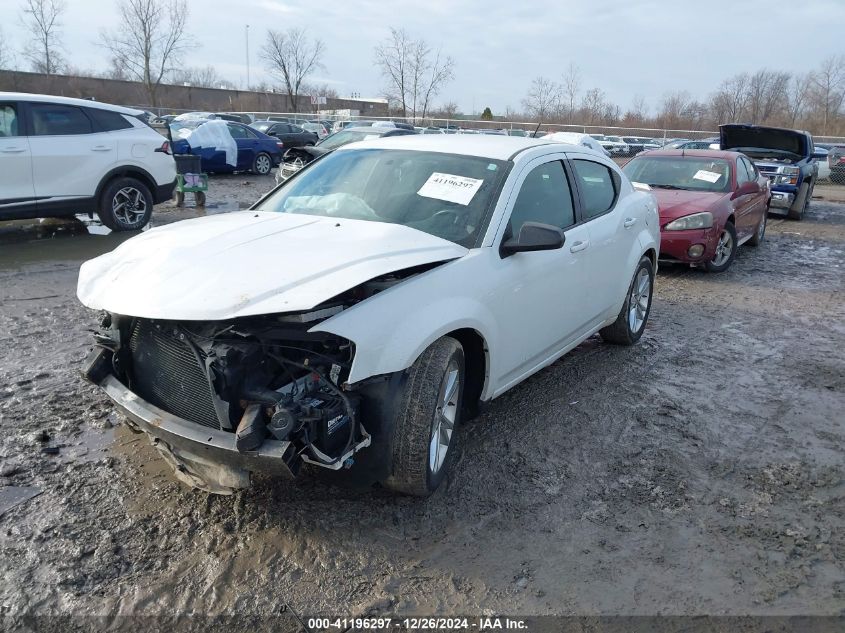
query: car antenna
533 119 542 137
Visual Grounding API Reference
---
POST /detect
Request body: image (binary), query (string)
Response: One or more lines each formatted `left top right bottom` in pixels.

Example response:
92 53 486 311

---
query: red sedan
622 150 770 272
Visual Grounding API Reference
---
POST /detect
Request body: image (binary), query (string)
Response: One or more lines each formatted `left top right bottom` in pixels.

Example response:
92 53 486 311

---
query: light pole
245 25 250 89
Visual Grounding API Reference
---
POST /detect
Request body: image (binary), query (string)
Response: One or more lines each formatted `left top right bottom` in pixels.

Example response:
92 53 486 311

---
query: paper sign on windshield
693 170 722 183
417 172 484 206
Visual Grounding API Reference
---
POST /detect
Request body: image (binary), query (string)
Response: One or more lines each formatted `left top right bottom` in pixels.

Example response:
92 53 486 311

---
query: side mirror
500 222 565 257
812 151 827 160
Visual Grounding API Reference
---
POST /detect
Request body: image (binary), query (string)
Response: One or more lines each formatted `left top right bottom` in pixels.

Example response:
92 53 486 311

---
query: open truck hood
719 124 808 159
77 211 468 320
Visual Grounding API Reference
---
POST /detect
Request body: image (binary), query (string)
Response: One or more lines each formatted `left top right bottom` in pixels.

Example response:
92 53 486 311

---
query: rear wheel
600 256 654 346
252 152 273 175
97 177 153 231
705 222 737 272
383 337 465 496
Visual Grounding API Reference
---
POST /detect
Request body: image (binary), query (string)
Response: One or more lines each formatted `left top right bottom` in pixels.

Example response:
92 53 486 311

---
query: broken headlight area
85 310 371 473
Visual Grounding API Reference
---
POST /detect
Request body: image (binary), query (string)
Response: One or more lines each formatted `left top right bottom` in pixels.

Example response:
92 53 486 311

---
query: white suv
0 92 176 231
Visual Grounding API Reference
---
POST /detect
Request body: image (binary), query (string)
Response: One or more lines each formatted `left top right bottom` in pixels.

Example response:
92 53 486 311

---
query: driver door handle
1 147 26 153
624 217 637 228
570 240 590 253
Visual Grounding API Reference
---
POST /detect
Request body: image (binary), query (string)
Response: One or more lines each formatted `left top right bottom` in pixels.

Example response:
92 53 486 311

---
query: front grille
128 319 222 430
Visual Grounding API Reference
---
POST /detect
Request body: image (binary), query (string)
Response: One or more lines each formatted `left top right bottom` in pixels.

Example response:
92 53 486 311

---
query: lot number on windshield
418 172 484 206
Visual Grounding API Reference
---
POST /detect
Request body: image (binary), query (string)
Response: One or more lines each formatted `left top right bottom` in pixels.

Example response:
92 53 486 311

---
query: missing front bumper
99 373 298 480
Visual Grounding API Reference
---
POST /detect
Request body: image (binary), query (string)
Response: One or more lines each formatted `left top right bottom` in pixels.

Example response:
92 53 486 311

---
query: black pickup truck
720 124 827 220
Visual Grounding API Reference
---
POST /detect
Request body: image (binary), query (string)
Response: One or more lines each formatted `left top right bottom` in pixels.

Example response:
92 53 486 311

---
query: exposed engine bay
84 267 435 481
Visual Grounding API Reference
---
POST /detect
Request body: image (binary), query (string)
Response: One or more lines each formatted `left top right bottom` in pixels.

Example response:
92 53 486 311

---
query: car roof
0 91 143 116
336 133 560 160
633 149 740 160
545 131 589 141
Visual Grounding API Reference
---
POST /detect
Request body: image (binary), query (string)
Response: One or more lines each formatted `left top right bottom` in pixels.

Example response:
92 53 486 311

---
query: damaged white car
78 135 660 496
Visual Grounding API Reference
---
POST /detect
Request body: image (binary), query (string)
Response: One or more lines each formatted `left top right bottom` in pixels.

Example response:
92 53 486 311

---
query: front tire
705 221 737 272
600 256 654 346
97 177 153 231
788 182 810 220
252 152 273 175
748 208 767 246
383 337 465 496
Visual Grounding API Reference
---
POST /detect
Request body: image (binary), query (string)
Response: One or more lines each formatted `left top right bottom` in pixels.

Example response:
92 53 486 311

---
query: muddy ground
0 172 843 622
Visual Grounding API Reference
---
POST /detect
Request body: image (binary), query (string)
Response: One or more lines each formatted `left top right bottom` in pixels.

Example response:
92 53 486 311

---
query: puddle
0 218 137 270
0 486 42 516
61 423 118 464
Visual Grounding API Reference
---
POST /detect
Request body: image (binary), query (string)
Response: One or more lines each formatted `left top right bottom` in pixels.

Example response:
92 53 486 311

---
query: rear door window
226 123 250 139
86 108 133 132
570 159 618 220
30 103 93 136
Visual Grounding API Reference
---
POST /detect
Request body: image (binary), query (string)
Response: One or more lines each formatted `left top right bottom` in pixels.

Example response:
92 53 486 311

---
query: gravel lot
0 172 843 619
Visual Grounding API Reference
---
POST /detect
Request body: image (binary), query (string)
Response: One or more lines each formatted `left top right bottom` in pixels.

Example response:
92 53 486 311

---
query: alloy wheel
255 154 272 174
112 187 147 224
429 361 460 475
711 229 734 267
627 267 651 334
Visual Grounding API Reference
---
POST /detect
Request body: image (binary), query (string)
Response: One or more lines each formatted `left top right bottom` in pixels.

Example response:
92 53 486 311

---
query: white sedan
77 135 660 496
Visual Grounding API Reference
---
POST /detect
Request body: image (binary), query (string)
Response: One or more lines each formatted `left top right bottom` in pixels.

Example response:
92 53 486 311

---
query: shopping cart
173 154 208 207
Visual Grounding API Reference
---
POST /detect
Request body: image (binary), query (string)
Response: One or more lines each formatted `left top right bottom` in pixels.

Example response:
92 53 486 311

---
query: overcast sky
4 0 844 115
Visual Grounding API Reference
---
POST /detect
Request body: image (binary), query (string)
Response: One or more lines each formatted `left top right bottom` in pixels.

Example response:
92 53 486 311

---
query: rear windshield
256 148 510 247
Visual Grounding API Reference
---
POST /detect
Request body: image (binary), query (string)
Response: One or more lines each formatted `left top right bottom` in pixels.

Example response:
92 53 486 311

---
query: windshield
623 156 732 193
256 148 509 247
251 121 273 132
318 129 387 150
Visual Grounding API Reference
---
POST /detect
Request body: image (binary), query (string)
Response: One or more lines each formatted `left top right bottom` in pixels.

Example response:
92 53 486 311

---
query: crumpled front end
84 309 372 493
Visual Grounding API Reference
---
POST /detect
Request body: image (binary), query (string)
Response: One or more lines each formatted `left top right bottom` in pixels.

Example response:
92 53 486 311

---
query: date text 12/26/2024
306 617 528 630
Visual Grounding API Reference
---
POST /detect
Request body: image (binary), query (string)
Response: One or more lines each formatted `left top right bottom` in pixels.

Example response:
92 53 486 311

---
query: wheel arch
444 327 489 418
95 166 158 204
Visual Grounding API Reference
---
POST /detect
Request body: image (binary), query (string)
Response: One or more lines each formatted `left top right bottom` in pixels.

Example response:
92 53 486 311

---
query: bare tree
659 91 693 129
419 47 455 120
262 28 325 113
580 87 606 125
625 94 649 124
562 62 580 123
0 27 9 69
100 0 193 107
787 72 813 126
374 28 454 121
374 28 412 116
522 76 561 121
745 69 790 124
21 0 65 74
710 73 750 124
809 55 845 135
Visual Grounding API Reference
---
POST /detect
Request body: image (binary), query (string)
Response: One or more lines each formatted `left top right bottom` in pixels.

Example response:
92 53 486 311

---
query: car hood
77 211 468 321
651 189 725 223
720 124 807 158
